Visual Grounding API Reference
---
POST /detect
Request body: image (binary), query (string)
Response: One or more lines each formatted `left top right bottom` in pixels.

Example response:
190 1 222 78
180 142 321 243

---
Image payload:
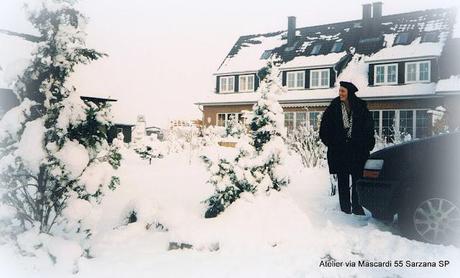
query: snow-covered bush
201 134 256 218
201 61 289 217
429 106 449 135
161 126 201 154
373 128 412 151
0 0 120 239
199 125 226 147
286 125 327 168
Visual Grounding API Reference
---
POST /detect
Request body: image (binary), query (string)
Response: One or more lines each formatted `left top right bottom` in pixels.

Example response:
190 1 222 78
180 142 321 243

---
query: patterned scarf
341 101 353 139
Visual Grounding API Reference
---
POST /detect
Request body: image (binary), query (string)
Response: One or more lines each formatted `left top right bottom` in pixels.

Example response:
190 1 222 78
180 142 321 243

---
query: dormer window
374 64 398 85
286 71 305 90
421 31 439 43
310 44 322 55
405 61 431 83
310 69 330 89
220 76 235 93
394 32 410 45
331 42 343 53
239 75 255 92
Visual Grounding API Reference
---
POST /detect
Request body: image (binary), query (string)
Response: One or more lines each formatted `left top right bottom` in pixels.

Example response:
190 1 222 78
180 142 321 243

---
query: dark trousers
337 171 365 215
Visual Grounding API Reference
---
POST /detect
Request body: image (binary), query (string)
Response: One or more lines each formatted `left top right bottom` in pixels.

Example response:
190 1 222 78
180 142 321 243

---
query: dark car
357 132 460 245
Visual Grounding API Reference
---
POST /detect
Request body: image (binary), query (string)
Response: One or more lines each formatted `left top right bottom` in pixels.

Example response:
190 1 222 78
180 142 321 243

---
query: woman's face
339 86 348 101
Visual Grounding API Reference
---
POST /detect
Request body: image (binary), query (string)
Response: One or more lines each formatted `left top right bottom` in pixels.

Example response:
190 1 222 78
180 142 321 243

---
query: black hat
339 81 358 95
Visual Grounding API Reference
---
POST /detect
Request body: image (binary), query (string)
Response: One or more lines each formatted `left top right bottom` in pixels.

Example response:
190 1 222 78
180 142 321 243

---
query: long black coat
319 96 375 174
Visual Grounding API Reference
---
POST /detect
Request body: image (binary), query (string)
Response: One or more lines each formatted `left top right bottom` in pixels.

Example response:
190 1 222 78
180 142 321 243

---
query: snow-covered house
196 2 460 139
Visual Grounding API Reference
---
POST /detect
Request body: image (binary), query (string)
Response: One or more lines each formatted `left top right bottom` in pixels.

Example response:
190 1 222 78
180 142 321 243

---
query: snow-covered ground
1 146 459 278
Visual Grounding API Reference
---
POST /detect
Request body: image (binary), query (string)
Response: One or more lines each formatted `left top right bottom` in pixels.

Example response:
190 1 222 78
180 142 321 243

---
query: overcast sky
0 0 458 127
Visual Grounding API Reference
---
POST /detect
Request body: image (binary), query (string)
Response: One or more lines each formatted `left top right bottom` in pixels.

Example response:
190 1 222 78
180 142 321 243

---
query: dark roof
0 88 19 116
216 7 456 74
114 123 135 127
80 96 118 103
439 38 460 78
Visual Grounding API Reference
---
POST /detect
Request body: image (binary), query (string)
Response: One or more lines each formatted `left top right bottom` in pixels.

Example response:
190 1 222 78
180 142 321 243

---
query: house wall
202 97 453 139
203 98 444 127
202 104 253 126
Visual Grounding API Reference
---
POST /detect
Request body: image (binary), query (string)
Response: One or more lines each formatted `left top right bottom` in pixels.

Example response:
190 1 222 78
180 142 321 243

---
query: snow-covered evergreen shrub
0 0 121 236
201 132 257 218
286 125 326 168
247 62 289 192
201 61 289 217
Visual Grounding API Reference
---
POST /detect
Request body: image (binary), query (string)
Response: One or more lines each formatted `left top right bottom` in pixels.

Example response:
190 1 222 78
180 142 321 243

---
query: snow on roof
365 36 447 62
436 76 460 93
280 51 347 70
215 8 456 76
215 32 286 75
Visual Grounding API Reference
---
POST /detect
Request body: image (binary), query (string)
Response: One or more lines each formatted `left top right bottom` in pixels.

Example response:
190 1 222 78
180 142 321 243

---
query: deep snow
1 146 459 278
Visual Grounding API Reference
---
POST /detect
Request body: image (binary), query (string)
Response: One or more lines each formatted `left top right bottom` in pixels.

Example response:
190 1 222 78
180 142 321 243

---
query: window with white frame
371 111 381 136
295 112 307 128
374 64 398 85
309 112 321 129
284 111 322 133
310 69 330 89
219 76 235 93
371 109 431 141
239 75 255 92
399 110 414 136
287 71 305 89
216 113 242 127
416 110 430 138
405 61 430 83
284 112 295 131
382 110 396 141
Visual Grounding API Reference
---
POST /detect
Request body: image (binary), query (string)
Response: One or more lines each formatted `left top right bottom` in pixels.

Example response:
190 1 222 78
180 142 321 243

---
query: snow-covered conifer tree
248 62 289 191
0 0 121 236
201 61 289 217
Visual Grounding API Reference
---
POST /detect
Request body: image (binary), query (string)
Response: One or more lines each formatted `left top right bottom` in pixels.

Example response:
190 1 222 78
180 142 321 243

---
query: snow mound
55 140 89 179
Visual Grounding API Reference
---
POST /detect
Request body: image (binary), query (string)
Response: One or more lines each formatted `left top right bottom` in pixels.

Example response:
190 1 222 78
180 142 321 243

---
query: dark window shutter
255 74 260 91
329 68 336 88
235 75 239 92
305 69 310 89
368 64 374 86
397 62 405 84
430 58 438 83
282 71 287 86
216 76 220 93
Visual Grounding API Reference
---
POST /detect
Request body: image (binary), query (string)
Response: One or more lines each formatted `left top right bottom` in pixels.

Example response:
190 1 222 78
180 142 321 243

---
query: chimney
362 3 372 21
287 16 296 45
372 2 383 18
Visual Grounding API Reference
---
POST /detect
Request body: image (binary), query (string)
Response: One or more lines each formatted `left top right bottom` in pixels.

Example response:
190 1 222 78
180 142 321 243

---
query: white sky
0 0 458 127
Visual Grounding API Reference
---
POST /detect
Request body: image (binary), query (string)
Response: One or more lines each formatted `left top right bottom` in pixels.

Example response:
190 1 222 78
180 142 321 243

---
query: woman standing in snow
319 81 375 215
